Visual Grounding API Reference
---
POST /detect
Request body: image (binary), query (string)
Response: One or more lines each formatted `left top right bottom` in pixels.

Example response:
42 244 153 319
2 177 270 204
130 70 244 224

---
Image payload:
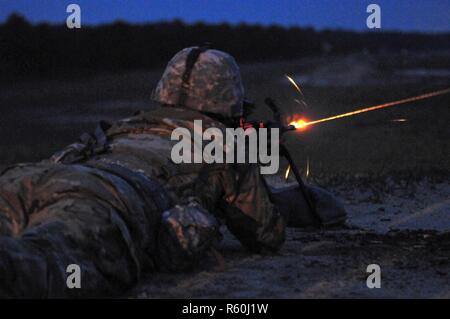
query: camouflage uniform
0 48 285 298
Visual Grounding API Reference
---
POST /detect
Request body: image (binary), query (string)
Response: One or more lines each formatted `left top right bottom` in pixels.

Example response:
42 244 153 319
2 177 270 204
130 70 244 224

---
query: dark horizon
3 12 450 36
1 0 449 33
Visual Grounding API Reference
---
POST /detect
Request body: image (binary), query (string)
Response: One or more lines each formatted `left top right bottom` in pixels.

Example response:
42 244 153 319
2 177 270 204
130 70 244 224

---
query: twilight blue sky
0 0 449 32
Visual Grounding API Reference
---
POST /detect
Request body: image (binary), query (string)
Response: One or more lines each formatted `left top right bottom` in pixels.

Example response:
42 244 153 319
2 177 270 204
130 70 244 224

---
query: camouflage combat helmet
152 47 244 118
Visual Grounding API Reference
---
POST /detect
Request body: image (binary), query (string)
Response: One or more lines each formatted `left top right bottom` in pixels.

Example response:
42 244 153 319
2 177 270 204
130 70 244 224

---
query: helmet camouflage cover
152 47 244 118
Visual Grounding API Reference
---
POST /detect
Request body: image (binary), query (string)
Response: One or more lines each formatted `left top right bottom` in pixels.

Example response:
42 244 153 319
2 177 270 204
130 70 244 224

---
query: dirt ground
1 52 449 298
129 176 450 299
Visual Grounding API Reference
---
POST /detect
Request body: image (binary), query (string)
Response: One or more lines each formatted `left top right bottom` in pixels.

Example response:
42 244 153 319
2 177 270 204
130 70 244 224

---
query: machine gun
239 98 321 225
239 98 296 134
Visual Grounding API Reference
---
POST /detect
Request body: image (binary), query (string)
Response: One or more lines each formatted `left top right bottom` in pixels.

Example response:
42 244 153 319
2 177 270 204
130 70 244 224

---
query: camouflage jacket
51 105 286 253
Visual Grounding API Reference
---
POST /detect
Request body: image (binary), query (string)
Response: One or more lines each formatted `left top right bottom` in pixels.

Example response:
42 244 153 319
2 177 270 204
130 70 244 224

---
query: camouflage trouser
0 162 166 298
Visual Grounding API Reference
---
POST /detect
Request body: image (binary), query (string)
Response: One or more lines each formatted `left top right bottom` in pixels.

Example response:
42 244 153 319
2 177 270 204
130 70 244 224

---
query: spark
285 165 291 181
290 88 450 129
391 118 408 122
285 74 304 96
306 157 310 178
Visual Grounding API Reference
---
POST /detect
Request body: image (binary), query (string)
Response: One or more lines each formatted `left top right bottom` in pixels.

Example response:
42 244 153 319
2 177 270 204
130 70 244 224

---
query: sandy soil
129 176 450 299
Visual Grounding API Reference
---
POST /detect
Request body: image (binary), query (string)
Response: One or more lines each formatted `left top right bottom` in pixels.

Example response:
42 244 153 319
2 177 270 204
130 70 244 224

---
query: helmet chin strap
178 45 210 108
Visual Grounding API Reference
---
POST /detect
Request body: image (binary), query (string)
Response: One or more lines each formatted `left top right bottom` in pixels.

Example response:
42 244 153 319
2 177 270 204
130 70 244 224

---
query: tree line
1 13 449 79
